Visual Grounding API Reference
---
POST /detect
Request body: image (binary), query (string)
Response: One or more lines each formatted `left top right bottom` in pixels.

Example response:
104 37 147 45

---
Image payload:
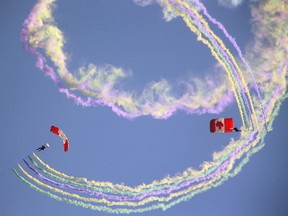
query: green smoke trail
13 0 288 213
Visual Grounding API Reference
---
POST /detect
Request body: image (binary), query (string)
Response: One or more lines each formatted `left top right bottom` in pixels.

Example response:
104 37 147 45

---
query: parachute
50 126 69 152
13 0 287 213
210 118 234 133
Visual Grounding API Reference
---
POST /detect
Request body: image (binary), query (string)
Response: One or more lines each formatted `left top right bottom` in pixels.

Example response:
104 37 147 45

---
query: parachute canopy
210 118 234 133
50 126 69 152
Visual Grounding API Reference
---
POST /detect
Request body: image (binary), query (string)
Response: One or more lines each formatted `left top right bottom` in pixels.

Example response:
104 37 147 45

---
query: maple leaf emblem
216 121 224 129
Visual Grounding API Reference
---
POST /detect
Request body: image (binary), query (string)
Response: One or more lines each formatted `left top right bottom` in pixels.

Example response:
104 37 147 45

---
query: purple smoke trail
20 6 141 119
24 127 258 203
21 11 60 83
58 88 140 119
24 156 226 201
23 159 113 197
169 0 253 126
193 0 267 130
20 0 239 120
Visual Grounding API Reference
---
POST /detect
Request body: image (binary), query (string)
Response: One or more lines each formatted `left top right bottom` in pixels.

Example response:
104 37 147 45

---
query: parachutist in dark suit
233 127 242 132
36 143 50 151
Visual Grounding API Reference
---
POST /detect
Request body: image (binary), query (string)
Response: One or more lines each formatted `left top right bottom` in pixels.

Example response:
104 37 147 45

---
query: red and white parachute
50 126 69 152
210 118 234 133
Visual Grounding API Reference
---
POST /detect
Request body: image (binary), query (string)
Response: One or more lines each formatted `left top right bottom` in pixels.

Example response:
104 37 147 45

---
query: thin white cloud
133 0 202 22
217 0 261 8
133 0 177 21
133 0 157 7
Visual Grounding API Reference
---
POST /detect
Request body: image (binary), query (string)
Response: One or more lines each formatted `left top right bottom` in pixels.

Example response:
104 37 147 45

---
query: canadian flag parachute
210 118 234 133
50 126 69 152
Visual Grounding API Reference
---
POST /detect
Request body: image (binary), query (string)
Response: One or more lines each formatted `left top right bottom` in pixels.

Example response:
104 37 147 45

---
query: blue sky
1 0 287 216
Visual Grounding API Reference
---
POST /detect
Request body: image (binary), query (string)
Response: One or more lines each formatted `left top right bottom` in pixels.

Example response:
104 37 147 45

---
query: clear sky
1 0 287 216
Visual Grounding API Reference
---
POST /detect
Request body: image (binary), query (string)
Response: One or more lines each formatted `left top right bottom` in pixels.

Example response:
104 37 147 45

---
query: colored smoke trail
21 0 250 120
166 0 257 130
193 0 267 130
13 0 288 213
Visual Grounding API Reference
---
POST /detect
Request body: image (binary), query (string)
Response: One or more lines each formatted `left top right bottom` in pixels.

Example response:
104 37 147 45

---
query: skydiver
36 143 50 151
233 127 242 132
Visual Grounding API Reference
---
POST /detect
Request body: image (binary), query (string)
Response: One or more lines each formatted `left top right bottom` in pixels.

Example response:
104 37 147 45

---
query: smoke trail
194 0 267 130
21 0 244 119
166 0 257 130
13 0 288 213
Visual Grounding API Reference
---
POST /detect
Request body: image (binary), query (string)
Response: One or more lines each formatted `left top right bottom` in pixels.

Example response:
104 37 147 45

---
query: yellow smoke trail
16 0 287 212
180 0 259 130
25 0 248 119
30 133 261 207
19 159 228 207
164 1 247 126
